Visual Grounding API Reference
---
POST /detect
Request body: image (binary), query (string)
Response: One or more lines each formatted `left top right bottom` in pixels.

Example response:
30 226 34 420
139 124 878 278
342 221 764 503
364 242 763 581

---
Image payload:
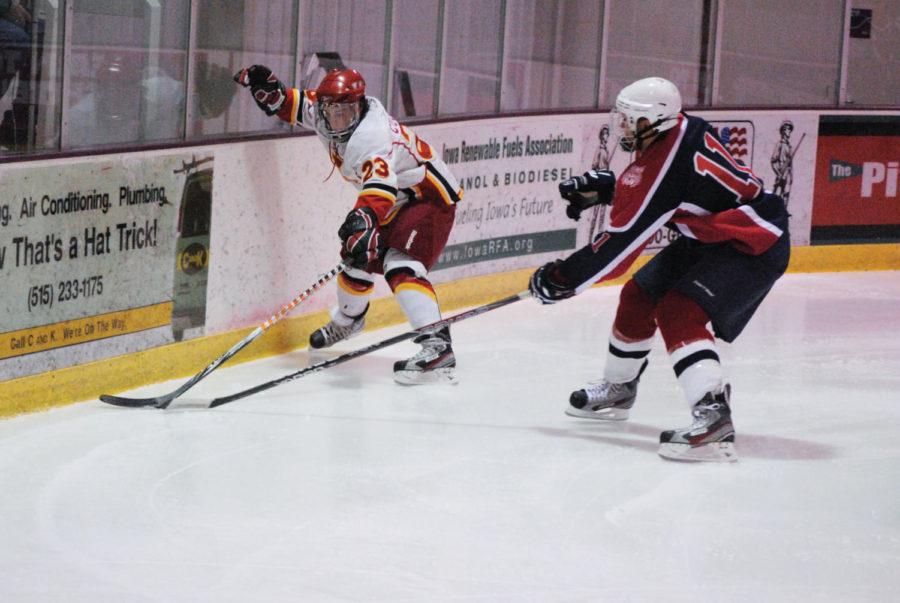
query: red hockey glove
559 169 616 221
529 260 576 304
234 65 286 116
338 206 382 270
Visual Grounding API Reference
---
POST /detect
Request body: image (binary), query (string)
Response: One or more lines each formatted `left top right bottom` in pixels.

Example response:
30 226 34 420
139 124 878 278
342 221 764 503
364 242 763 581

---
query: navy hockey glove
529 260 576 305
338 206 382 270
559 169 616 220
234 65 286 116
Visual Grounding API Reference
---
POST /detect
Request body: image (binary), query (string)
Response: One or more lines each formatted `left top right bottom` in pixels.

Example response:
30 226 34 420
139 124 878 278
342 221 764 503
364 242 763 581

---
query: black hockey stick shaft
209 290 531 407
99 262 347 409
588 139 615 242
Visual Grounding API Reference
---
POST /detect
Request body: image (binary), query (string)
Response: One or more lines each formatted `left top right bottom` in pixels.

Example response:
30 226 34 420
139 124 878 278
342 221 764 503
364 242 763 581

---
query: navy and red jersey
560 113 788 293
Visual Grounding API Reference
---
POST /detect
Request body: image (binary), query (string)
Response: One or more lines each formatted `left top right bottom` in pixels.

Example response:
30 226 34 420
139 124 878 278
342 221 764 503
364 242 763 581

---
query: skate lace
407 337 446 362
691 402 722 428
583 380 623 402
321 320 358 345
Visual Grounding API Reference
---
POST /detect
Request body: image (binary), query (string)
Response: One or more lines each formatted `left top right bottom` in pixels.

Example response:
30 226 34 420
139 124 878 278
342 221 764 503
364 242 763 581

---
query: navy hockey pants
632 226 790 343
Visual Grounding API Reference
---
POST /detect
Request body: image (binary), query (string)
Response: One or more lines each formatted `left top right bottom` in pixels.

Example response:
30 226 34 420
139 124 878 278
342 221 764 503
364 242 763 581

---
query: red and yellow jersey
277 89 462 225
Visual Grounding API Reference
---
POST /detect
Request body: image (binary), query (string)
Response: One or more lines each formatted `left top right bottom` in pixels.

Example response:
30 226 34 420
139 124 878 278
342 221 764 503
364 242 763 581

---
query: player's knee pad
342 265 376 282
612 279 658 341
385 266 436 296
384 262 440 329
338 270 375 294
384 248 427 279
656 290 713 351
336 271 374 318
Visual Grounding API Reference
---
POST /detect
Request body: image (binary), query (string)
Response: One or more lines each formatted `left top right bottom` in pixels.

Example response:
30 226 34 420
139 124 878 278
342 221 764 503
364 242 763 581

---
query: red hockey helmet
316 68 366 103
315 69 367 142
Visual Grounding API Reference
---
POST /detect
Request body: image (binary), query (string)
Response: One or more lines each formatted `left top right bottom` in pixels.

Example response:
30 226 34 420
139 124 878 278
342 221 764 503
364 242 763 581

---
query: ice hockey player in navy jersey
530 77 790 462
235 65 462 384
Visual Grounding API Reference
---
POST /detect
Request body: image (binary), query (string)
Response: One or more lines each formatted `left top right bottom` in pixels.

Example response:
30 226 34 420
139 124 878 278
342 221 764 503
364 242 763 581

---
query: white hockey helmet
610 77 682 152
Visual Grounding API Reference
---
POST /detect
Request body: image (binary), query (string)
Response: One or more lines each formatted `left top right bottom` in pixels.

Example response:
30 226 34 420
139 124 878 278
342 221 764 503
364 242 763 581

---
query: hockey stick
99 262 347 409
209 290 531 407
588 139 617 242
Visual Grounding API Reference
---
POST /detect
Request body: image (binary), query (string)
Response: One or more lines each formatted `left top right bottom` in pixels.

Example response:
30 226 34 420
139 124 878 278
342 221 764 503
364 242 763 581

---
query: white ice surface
1 272 899 602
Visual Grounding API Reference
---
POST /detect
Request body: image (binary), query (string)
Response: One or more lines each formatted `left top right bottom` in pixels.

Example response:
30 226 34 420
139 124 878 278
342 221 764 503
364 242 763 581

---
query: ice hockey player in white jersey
235 65 463 384
530 77 791 462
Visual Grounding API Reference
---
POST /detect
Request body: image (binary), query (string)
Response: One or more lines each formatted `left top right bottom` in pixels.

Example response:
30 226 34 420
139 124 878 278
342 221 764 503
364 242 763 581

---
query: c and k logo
179 243 209 274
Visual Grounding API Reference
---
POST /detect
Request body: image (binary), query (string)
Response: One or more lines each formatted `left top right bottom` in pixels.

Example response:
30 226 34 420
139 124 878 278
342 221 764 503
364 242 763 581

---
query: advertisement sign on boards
0 154 214 380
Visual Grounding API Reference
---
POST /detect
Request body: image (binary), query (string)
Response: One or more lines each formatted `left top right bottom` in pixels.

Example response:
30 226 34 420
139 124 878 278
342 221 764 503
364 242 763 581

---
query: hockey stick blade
98 341 248 408
209 291 530 407
99 263 346 409
99 394 182 408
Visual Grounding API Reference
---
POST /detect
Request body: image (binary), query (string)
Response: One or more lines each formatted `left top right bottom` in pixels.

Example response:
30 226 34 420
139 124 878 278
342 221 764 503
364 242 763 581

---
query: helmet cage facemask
317 98 363 143
611 106 677 153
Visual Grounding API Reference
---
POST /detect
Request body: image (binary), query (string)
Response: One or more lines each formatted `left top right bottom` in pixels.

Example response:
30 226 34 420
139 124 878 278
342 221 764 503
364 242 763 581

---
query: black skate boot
658 384 737 462
567 360 647 420
309 305 367 349
393 326 457 385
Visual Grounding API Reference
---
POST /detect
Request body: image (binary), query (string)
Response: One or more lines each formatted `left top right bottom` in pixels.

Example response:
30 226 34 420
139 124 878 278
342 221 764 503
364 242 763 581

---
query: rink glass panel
845 0 900 106
388 0 440 120
438 0 504 116
500 0 603 112
65 0 190 148
0 0 64 153
717 0 844 106
0 0 895 158
300 0 389 101
601 0 706 108
187 0 299 138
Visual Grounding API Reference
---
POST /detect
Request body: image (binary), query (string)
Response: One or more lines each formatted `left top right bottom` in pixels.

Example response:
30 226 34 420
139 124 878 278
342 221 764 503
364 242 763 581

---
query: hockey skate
566 360 646 420
658 385 737 462
309 306 367 349
393 326 457 385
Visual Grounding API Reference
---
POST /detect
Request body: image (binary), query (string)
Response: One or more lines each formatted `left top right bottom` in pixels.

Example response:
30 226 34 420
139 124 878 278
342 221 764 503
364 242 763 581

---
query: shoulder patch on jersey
620 165 646 188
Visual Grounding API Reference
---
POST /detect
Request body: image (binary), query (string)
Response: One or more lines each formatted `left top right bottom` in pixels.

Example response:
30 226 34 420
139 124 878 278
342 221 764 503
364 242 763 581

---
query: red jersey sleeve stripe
672 207 781 255
361 182 398 198
737 204 784 239
574 209 676 294
425 162 462 205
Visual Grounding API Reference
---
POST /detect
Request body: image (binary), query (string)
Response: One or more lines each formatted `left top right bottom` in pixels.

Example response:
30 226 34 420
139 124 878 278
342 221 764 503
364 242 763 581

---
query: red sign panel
814 137 898 225
812 116 899 243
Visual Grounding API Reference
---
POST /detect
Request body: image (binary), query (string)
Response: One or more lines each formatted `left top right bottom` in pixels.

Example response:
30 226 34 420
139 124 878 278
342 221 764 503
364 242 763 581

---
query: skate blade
393 367 458 386
658 441 738 462
564 407 630 421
